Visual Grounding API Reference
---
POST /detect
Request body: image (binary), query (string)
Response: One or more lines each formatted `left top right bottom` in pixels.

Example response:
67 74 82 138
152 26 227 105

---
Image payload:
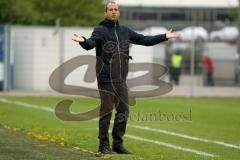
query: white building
115 0 239 30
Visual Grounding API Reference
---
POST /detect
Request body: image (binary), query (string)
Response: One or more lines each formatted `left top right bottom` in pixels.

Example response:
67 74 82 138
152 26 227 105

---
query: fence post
3 25 10 95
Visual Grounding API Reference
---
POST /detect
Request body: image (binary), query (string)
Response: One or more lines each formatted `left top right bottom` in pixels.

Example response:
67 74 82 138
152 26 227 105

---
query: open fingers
73 34 79 37
72 38 77 42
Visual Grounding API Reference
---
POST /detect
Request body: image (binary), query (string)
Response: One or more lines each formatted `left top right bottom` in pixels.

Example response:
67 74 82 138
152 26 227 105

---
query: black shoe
112 145 133 154
98 145 115 154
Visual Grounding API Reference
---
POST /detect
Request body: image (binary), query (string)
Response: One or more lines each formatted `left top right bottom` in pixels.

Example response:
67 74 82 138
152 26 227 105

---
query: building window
132 12 157 20
162 13 186 21
217 13 231 21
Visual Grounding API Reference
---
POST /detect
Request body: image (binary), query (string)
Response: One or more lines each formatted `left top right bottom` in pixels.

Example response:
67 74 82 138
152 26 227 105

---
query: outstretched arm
72 27 102 50
129 28 180 46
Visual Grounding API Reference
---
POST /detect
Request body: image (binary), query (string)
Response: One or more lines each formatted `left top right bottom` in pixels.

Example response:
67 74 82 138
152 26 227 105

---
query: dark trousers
207 72 214 86
170 67 181 85
97 81 129 147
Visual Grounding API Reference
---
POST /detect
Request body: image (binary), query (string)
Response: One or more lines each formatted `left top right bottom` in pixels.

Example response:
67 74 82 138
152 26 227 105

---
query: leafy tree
0 0 38 25
0 0 104 26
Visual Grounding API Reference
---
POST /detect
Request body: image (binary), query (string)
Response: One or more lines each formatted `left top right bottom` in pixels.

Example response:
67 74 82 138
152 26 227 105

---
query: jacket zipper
114 24 122 79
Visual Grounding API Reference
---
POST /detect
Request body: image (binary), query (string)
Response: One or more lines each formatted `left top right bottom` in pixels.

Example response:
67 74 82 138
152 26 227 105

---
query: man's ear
104 12 107 17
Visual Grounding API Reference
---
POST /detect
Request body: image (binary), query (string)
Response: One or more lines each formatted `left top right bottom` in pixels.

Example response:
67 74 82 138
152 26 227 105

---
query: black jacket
79 19 168 83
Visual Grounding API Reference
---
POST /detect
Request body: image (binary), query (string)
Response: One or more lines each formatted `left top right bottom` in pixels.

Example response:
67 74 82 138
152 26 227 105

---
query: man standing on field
72 1 180 154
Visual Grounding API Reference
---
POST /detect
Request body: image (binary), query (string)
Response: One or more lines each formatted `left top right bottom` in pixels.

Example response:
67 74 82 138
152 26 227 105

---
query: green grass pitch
0 96 240 160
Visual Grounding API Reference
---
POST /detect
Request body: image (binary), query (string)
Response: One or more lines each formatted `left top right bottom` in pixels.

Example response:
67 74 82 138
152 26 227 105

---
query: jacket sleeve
128 28 168 46
79 26 102 50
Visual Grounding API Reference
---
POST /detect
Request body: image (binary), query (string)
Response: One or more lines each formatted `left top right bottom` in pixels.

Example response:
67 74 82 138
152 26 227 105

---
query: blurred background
0 0 240 97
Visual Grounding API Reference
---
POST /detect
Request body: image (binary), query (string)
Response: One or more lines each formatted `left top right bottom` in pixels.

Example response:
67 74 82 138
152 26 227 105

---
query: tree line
0 0 104 26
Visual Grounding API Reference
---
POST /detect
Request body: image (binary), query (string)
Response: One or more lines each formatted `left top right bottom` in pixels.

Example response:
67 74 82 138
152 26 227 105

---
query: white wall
13 27 60 91
12 26 165 91
32 28 60 91
13 27 35 90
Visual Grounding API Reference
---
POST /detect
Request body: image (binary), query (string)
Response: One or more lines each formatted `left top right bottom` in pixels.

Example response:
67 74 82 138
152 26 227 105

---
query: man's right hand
72 34 85 43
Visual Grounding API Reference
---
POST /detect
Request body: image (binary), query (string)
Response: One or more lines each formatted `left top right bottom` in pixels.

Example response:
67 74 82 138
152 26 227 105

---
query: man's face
104 3 120 22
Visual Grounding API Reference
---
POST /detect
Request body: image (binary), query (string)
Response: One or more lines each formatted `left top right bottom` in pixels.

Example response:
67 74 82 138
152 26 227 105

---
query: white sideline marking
125 134 216 157
0 98 54 112
0 97 238 155
108 129 217 157
128 125 240 150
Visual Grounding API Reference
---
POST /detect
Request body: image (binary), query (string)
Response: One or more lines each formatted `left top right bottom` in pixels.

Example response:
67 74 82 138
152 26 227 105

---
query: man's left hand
166 29 180 39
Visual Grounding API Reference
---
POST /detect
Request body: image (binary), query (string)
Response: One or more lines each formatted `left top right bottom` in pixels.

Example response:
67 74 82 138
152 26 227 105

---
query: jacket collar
99 18 119 28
